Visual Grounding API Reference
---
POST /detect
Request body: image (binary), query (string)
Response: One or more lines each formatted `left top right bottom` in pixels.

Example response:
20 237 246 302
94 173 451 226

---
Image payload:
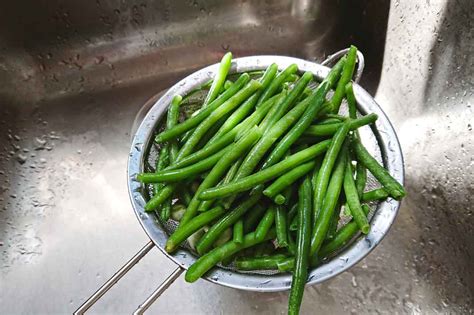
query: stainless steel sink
0 0 472 314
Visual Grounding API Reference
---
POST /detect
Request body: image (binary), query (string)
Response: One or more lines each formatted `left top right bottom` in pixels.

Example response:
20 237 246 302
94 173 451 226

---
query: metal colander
75 50 404 314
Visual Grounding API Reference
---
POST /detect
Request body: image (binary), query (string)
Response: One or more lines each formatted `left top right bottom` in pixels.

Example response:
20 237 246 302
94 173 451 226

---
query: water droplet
16 154 28 164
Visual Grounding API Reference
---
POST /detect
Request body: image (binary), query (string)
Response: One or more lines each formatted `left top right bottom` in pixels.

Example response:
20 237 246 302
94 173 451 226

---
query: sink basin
0 0 472 314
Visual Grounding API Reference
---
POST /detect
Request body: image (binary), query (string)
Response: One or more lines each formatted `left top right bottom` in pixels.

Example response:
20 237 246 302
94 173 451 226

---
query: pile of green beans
136 48 406 314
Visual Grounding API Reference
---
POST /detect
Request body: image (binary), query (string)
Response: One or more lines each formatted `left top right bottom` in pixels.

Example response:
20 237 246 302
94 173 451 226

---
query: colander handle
74 241 184 315
321 48 365 83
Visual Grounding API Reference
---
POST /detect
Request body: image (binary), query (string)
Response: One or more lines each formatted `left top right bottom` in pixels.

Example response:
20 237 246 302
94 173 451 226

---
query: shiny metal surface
127 54 402 291
0 0 472 314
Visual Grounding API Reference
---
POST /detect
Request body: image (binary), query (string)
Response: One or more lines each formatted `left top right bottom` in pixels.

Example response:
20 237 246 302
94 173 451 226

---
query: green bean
235 254 287 270
325 200 342 240
199 140 331 200
196 193 261 255
346 82 357 120
319 117 344 125
231 96 316 186
273 194 286 205
156 74 249 143
277 257 295 273
233 219 244 244
288 176 312 315
209 65 279 143
319 204 370 258
275 205 288 247
312 121 351 223
303 113 378 137
165 206 225 253
243 204 267 233
185 229 276 283
198 157 243 212
355 162 367 198
224 80 233 90
310 147 347 256
310 156 323 189
194 114 231 150
179 128 194 147
170 92 277 170
137 147 231 183
153 145 170 195
255 206 276 241
179 127 262 225
160 199 172 221
157 95 184 220
329 46 358 113
286 216 297 256
361 188 389 202
145 184 176 212
286 73 299 82
263 161 315 199
177 80 262 160
256 64 298 107
258 90 289 133
343 160 370 234
167 95 183 161
353 140 406 199
282 184 294 205
289 213 298 231
258 72 312 132
262 59 346 168
203 52 232 108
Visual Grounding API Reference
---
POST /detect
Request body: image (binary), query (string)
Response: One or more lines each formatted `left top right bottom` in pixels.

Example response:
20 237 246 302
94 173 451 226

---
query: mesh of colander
142 86 384 276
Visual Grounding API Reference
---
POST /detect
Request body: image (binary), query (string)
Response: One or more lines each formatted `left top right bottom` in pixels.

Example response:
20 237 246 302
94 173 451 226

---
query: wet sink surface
0 0 473 314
